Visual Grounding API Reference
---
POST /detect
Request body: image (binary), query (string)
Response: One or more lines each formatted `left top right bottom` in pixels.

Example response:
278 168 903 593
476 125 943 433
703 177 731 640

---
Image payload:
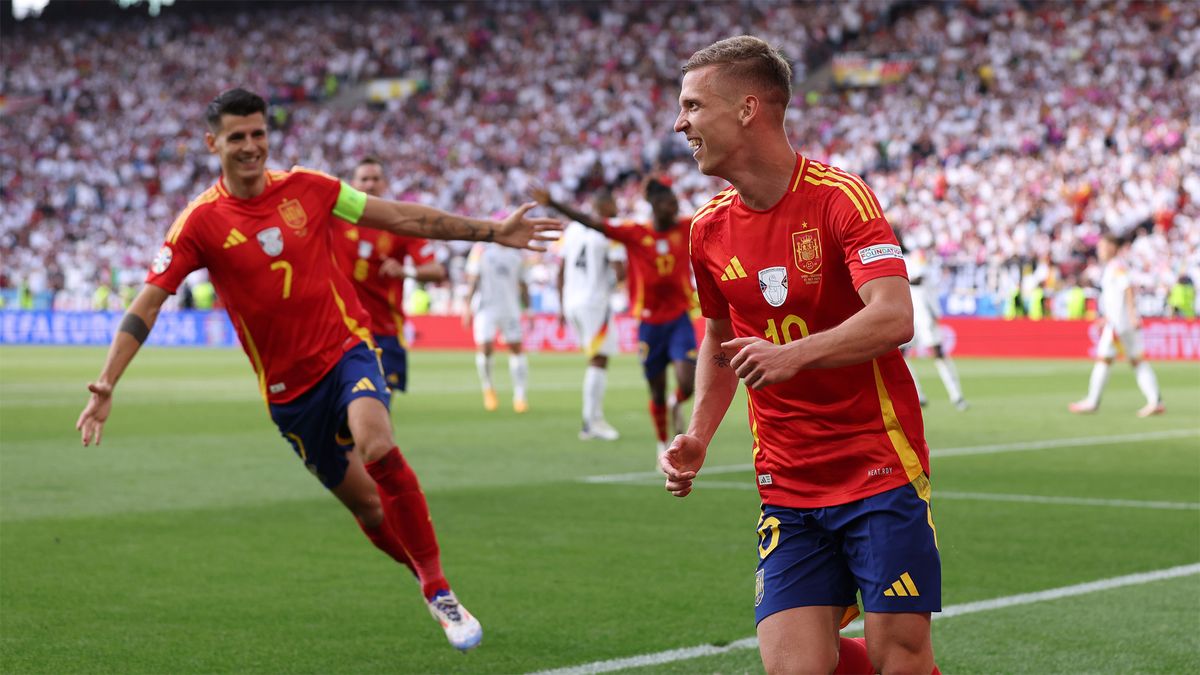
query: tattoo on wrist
713 351 730 368
485 226 495 242
119 313 150 344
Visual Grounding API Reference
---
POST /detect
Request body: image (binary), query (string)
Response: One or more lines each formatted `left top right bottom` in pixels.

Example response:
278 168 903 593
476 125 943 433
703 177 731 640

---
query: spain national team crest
758 266 788 307
278 198 308 236
792 227 821 275
257 227 284 256
755 568 765 607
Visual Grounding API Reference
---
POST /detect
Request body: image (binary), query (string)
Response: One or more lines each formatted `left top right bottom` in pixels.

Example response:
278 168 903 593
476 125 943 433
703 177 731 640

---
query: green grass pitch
1 346 1197 673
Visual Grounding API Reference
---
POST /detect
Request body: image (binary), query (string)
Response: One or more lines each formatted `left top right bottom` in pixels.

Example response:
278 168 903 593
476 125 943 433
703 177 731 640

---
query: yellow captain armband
333 182 367 224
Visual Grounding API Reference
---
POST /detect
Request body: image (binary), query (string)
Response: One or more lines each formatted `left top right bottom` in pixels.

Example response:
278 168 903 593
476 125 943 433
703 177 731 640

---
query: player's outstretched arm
76 284 170 446
359 197 560 251
662 318 740 497
529 186 607 234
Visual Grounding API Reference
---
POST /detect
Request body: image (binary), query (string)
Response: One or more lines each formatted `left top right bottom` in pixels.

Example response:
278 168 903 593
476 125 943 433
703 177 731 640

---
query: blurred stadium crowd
2 0 1197 318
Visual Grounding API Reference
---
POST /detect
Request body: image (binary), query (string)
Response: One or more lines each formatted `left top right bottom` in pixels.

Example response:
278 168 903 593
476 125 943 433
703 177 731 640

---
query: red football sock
365 448 449 599
649 401 668 442
356 516 418 577
834 637 874 674
674 387 692 403
932 665 941 674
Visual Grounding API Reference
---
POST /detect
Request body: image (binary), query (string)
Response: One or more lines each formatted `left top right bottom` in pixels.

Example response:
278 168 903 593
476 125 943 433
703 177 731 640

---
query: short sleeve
602 221 641 247
145 209 205 294
829 182 907 290
690 220 730 319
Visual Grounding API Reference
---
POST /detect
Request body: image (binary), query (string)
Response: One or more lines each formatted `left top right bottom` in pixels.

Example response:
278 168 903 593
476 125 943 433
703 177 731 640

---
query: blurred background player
901 242 968 410
333 157 447 393
74 88 559 653
463 242 530 413
534 179 697 463
1070 233 1165 417
547 187 626 441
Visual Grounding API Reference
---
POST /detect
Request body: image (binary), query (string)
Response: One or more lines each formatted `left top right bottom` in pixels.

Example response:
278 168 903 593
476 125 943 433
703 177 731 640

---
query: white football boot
427 590 482 652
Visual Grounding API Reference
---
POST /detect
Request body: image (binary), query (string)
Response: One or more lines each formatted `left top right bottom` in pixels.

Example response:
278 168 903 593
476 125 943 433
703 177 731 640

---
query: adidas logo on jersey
351 377 377 393
883 572 920 597
223 228 248 249
720 256 748 281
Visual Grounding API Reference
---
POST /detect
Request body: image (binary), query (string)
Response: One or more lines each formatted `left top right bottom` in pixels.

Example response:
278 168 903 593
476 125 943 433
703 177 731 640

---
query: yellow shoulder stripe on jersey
807 164 881 220
791 155 810 192
691 187 736 220
803 173 873 223
691 193 737 225
165 187 220 245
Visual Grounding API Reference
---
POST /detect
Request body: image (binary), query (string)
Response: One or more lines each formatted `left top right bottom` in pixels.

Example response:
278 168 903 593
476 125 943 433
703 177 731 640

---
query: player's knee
355 435 394 464
760 646 837 675
868 636 932 675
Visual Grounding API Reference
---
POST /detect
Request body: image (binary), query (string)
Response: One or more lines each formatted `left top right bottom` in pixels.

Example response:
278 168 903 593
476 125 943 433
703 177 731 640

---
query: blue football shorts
754 478 942 625
268 341 390 489
374 333 409 392
637 312 697 380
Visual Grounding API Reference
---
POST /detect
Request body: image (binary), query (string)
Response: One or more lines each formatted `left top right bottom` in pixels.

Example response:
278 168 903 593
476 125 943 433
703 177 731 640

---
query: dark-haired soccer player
667 37 942 674
75 88 558 652
333 157 447 393
532 181 697 464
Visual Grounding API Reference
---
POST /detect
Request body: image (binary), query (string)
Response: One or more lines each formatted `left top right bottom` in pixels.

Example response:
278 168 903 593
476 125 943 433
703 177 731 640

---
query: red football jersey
690 154 929 508
604 219 695 325
332 220 436 339
146 168 374 404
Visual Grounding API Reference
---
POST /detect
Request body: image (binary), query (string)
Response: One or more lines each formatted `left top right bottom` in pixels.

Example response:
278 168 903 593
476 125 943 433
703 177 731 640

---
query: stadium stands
2 0 1196 317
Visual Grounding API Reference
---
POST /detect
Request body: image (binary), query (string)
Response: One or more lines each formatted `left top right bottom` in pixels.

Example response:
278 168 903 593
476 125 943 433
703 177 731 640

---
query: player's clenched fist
722 336 803 390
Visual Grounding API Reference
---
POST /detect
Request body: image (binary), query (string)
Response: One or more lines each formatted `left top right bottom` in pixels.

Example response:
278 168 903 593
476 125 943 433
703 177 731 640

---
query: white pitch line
685 482 1200 511
931 428 1200 458
529 563 1200 675
582 429 1200 484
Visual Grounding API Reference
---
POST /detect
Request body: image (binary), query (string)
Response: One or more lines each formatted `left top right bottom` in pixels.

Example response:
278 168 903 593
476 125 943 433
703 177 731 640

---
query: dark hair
357 156 384 171
644 179 673 201
1100 231 1123 247
683 35 792 108
205 88 267 131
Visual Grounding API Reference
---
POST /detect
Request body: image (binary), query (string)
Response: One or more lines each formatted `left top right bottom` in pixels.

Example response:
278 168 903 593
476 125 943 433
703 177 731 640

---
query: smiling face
673 66 744 178
205 112 268 192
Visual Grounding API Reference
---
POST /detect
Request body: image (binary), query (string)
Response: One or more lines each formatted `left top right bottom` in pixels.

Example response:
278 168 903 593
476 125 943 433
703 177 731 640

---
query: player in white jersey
900 245 968 410
1070 233 1164 417
464 243 530 413
555 190 627 441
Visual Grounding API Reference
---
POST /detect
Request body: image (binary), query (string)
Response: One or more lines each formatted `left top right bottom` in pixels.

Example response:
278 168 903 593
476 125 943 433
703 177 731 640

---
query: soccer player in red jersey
74 89 557 652
666 38 942 674
332 157 447 393
532 181 697 463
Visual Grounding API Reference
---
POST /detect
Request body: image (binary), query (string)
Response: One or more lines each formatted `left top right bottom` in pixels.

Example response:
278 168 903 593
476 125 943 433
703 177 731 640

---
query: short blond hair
683 35 792 107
